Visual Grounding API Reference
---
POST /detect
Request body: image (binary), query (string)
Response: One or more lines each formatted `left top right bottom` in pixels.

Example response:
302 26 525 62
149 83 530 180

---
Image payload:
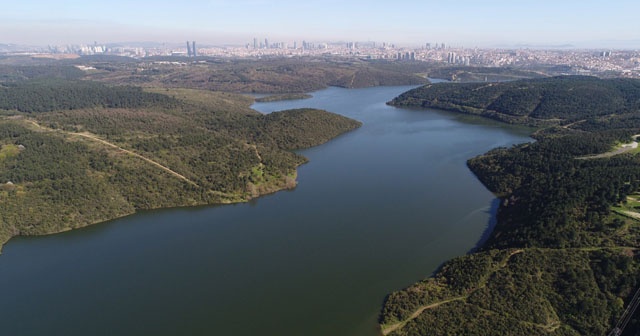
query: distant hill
389 76 640 126
83 58 428 93
425 66 547 82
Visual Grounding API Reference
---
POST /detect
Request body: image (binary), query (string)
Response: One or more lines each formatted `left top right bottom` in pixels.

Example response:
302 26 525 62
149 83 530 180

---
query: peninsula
0 65 367 251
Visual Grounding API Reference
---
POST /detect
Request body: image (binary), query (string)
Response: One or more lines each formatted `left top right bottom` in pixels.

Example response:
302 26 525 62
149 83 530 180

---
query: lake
0 85 531 336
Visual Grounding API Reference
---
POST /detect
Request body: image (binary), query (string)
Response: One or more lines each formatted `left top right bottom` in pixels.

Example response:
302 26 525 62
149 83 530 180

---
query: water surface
0 85 530 336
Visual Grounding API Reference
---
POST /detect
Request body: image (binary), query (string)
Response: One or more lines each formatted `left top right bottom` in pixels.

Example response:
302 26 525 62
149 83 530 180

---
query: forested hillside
0 79 361 251
380 76 640 336
389 76 640 126
425 66 546 82
0 65 85 82
0 79 180 112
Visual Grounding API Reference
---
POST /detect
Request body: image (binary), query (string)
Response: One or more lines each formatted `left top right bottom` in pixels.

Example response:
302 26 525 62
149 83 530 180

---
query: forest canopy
0 79 360 251
381 76 640 336
389 76 640 126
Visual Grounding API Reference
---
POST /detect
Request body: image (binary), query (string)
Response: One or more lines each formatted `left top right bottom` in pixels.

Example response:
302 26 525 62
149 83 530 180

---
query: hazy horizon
2 0 640 49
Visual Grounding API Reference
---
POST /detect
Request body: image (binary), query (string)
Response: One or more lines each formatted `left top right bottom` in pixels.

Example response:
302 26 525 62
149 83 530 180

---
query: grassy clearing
0 144 20 161
614 194 640 218
145 87 258 115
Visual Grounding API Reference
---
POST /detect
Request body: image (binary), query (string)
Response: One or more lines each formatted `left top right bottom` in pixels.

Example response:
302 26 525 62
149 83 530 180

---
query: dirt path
349 73 356 88
74 132 198 186
381 296 467 336
615 209 640 220
382 249 524 335
472 83 495 91
578 134 640 159
562 119 586 129
23 119 199 187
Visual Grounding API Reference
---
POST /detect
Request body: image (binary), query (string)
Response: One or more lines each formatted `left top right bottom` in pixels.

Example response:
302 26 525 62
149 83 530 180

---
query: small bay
0 85 530 336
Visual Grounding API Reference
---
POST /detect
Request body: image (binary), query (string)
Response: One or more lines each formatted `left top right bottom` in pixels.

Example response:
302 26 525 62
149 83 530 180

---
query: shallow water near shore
0 85 530 336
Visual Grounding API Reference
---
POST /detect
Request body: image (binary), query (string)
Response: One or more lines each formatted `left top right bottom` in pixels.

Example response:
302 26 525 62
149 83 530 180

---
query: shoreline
0 167 301 255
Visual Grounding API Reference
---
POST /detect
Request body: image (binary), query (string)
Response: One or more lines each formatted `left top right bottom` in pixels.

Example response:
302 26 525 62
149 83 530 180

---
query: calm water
0 86 530 336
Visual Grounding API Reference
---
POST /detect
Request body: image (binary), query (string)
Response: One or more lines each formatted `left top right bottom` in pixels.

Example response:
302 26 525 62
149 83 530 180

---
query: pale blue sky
2 0 639 47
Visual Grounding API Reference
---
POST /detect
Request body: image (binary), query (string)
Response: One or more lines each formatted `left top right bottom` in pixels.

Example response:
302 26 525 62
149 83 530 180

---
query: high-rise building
186 41 192 57
447 52 457 64
253 38 258 49
192 41 196 57
265 38 269 49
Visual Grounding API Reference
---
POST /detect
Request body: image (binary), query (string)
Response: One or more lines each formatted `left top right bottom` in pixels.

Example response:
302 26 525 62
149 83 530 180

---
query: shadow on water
404 197 501 298
469 198 501 253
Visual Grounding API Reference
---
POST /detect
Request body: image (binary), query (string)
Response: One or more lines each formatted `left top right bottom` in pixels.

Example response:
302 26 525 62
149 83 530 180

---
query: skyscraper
186 41 192 57
192 41 196 57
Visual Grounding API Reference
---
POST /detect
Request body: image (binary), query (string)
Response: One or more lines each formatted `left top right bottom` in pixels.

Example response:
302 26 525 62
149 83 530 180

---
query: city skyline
2 0 640 48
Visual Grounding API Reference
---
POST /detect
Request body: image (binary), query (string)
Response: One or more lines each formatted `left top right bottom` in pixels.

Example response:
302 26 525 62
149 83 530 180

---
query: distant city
1 38 639 78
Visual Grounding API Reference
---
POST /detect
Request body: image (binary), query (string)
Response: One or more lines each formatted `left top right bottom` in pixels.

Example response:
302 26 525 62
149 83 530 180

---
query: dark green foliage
381 250 507 325
395 300 561 336
468 133 640 249
389 76 640 126
0 80 361 250
0 79 180 112
0 65 85 82
0 122 135 243
381 75 640 335
384 248 640 336
258 108 362 150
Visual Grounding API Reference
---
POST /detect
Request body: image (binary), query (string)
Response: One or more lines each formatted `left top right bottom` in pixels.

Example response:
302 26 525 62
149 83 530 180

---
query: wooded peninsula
1 58 426 250
382 76 640 335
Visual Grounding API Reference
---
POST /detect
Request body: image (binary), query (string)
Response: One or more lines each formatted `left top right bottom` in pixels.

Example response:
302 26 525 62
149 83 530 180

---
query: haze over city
2 0 640 48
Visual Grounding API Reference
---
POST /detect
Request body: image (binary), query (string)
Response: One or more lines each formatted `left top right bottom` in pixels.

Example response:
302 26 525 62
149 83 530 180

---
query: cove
0 85 531 336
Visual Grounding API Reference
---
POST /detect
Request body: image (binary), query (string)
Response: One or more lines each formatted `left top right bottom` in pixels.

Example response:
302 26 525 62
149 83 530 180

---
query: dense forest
0 65 85 82
380 76 640 335
0 77 360 251
389 76 640 126
0 79 180 112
